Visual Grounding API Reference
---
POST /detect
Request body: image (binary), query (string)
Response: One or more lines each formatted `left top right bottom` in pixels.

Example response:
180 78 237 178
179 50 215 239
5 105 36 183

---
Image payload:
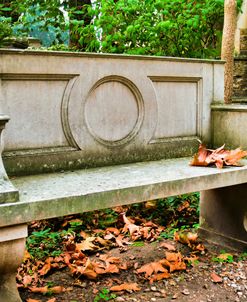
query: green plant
0 17 12 45
212 251 234 263
94 288 116 302
27 228 63 259
72 0 228 58
131 241 145 247
237 252 247 261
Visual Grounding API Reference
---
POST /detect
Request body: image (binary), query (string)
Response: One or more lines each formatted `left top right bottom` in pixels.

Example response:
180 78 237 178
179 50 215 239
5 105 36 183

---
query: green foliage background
0 0 244 58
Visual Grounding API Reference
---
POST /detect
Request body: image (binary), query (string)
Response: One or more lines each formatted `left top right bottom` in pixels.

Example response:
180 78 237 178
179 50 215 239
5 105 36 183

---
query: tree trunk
221 0 237 104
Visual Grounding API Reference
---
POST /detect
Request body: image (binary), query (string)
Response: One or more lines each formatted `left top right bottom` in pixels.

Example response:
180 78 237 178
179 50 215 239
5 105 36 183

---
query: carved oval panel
84 76 144 147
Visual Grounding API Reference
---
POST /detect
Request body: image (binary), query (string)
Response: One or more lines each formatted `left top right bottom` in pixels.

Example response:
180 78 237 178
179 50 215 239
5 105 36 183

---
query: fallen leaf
49 286 66 294
75 237 98 252
137 261 169 278
177 201 190 212
211 272 223 283
191 144 247 169
217 253 233 261
165 252 183 262
39 258 51 276
22 275 33 287
47 299 56 302
145 200 157 209
110 283 141 292
160 242 176 251
29 286 49 294
26 299 41 302
150 271 170 283
174 231 198 246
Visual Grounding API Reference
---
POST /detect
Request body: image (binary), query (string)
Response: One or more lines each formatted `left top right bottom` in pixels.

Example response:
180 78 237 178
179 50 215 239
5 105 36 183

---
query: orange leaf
169 261 186 272
137 261 168 278
39 259 51 276
47 299 56 302
174 231 198 246
160 242 176 251
211 272 222 283
191 144 247 169
49 286 66 294
105 227 120 236
29 286 48 294
190 144 211 166
26 299 41 302
165 252 183 262
22 275 33 287
150 271 170 283
110 283 141 292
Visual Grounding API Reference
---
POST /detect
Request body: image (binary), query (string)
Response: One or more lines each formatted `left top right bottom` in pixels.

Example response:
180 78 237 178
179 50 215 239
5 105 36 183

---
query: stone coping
211 103 247 111
0 48 225 64
1 157 247 227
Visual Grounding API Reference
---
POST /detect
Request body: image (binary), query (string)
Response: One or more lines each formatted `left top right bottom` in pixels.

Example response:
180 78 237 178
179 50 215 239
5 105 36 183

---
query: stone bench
0 49 247 302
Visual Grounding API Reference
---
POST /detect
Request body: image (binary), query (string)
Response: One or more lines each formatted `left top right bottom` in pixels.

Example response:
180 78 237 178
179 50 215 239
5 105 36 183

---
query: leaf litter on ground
17 199 219 301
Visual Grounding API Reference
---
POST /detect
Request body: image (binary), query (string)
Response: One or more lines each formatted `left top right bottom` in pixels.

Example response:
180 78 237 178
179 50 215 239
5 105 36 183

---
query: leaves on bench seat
190 144 247 168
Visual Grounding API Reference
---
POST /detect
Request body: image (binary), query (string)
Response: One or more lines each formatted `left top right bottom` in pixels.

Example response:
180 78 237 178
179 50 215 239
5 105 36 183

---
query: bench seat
1 157 247 228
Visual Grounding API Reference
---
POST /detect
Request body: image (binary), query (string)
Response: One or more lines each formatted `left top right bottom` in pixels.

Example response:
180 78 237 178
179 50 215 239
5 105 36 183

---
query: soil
19 239 247 302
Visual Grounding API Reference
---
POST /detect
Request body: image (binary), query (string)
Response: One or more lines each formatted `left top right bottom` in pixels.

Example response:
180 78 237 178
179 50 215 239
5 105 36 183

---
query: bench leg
0 225 27 302
199 184 247 250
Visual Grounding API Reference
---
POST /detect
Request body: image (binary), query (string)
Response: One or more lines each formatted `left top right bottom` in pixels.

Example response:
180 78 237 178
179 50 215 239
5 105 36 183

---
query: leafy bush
73 0 227 58
0 17 12 45
0 0 244 57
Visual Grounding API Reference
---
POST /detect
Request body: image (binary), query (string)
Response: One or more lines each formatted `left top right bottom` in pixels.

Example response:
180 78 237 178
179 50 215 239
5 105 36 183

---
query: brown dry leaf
169 261 186 272
75 237 98 252
26 299 41 302
211 272 223 283
29 286 49 294
174 231 198 246
80 258 98 279
160 242 176 251
137 261 168 278
177 201 190 212
165 252 183 262
110 283 141 292
165 252 186 272
47 299 56 302
190 144 211 166
39 258 51 276
49 286 66 294
105 227 120 236
224 148 247 166
150 271 170 283
145 200 157 209
122 214 140 238
29 286 65 294
191 144 247 169
23 250 31 261
217 253 233 261
22 275 33 287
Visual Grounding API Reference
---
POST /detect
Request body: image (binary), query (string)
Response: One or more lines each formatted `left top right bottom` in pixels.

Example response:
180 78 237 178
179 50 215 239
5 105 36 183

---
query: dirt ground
19 239 247 302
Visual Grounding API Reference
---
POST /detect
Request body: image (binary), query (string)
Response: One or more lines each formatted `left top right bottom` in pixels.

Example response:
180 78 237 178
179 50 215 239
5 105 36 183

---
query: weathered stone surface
200 184 247 251
0 225 27 302
211 103 247 148
233 58 247 97
0 157 246 227
0 49 224 175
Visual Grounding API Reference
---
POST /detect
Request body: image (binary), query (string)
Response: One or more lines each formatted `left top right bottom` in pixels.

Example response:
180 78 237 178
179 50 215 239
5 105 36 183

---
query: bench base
0 225 27 302
200 184 247 251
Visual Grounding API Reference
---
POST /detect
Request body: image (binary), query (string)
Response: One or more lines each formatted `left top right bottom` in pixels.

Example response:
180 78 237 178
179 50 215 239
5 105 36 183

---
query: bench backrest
0 50 224 175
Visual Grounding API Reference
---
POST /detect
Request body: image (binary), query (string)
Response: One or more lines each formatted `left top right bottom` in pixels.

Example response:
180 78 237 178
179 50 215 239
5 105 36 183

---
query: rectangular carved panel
149 77 200 142
1 75 72 150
